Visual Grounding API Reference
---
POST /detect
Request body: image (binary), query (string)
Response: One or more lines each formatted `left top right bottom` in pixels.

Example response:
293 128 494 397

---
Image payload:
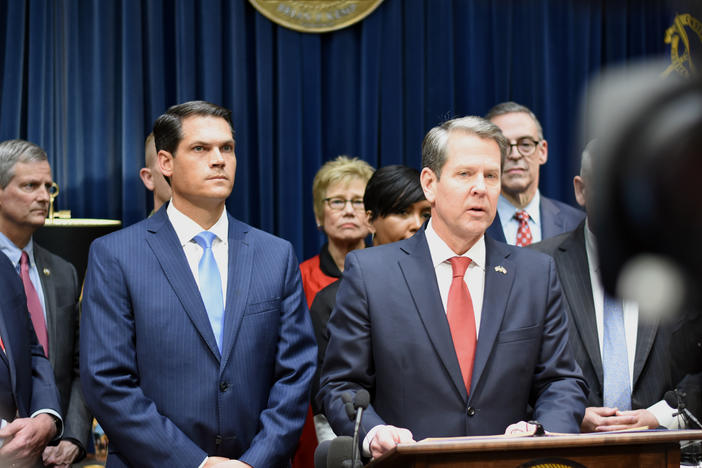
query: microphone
326 436 354 468
351 390 371 468
664 390 702 429
342 392 356 421
314 439 332 468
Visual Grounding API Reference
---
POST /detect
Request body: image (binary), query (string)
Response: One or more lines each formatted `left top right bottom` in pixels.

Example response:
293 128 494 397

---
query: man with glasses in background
485 102 584 246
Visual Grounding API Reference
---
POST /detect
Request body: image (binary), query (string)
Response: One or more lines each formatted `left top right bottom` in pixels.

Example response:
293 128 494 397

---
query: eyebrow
190 139 235 146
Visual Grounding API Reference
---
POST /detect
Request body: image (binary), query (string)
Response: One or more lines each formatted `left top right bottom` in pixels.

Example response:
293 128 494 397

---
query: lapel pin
494 265 507 275
43 268 51 276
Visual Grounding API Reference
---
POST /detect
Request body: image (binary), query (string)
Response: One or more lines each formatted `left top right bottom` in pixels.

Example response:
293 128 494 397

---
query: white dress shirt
584 221 680 428
425 219 486 335
167 201 229 307
497 191 542 245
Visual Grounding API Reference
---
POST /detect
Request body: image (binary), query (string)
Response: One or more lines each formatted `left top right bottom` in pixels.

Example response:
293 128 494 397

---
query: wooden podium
367 430 702 468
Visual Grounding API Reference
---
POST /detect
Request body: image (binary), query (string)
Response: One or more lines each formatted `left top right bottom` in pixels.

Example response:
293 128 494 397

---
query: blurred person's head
312 156 374 248
364 165 430 246
421 116 507 254
487 101 547 208
139 132 172 213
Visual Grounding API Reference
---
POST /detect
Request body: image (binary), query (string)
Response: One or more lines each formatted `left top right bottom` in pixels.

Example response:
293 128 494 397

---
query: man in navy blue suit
318 116 587 459
81 101 317 468
485 102 584 245
0 248 62 467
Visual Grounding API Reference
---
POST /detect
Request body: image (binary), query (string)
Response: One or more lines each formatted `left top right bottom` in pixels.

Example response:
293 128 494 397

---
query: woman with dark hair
309 165 430 441
364 165 431 246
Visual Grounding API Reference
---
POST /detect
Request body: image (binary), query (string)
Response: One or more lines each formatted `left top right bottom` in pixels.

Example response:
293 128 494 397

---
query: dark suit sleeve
61 262 92 457
239 243 317 467
80 239 208 468
530 257 589 432
318 253 386 441
29 321 62 423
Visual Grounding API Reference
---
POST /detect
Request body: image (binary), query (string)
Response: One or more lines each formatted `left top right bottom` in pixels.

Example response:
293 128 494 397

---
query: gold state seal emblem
249 0 384 33
663 13 702 78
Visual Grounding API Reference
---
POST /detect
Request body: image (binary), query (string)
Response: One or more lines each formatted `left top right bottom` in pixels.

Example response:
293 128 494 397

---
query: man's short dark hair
153 101 234 156
364 165 426 222
421 116 509 177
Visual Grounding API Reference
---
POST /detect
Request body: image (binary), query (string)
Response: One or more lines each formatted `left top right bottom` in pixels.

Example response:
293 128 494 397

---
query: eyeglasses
324 197 365 211
507 137 542 157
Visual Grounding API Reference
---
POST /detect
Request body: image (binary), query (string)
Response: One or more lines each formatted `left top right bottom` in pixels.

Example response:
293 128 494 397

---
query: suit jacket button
219 381 229 392
467 406 475 416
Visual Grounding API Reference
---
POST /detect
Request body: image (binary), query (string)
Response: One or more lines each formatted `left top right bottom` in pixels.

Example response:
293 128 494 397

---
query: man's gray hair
0 139 48 188
422 116 509 177
486 101 544 139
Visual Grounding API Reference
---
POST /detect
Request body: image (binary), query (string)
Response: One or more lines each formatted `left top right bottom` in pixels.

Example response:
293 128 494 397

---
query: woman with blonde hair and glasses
299 155 374 307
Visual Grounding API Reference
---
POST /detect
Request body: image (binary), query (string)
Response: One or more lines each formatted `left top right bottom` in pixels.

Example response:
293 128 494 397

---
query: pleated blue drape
0 0 672 260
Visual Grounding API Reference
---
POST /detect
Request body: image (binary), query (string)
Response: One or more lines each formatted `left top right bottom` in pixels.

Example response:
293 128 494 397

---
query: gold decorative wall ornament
663 13 702 78
249 0 384 33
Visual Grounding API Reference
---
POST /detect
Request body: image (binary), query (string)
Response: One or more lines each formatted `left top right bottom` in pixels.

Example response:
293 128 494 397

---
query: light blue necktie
193 231 224 353
602 293 631 410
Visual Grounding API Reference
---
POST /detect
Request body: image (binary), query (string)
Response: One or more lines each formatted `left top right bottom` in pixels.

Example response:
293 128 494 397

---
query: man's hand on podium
580 406 656 432
504 421 541 436
368 425 415 459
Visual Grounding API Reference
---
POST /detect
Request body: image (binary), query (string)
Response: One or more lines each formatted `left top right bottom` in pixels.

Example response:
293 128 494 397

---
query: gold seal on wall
249 0 384 33
663 13 702 78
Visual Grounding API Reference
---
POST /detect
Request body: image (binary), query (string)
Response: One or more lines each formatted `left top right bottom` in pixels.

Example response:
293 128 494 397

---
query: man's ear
420 167 437 204
573 175 587 209
139 168 155 191
158 150 174 179
538 139 548 165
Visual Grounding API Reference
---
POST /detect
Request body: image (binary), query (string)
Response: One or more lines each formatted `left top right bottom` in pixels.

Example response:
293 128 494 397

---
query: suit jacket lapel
556 224 603 385
398 230 467 402
0 310 16 396
219 216 252 370
540 196 564 239
145 209 221 361
486 214 507 243
33 246 57 361
632 318 658 388
469 237 514 400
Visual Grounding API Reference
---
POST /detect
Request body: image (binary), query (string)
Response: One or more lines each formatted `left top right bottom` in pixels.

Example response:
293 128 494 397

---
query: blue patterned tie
602 293 631 410
193 231 224 353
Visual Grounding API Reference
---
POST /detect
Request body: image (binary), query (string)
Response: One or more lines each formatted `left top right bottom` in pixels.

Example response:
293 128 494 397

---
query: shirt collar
497 190 541 225
425 219 486 271
166 202 229 247
0 232 34 268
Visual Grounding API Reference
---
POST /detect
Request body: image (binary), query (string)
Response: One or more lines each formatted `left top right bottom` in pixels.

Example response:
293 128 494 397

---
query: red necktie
20 251 48 356
515 210 533 246
447 257 477 396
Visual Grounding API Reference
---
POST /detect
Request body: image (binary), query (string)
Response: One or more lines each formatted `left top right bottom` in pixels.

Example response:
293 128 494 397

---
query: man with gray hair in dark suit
0 139 91 466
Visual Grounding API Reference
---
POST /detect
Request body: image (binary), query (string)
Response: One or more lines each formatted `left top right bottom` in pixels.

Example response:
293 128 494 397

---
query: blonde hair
312 155 374 223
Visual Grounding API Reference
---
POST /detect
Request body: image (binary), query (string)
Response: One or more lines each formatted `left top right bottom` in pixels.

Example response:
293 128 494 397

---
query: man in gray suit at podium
0 139 91 465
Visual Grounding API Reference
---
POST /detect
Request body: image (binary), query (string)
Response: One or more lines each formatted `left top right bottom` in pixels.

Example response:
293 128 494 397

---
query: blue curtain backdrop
0 0 672 261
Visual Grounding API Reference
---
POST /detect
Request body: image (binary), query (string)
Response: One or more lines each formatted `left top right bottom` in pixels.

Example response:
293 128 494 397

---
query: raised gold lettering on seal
663 13 702 78
249 0 384 33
